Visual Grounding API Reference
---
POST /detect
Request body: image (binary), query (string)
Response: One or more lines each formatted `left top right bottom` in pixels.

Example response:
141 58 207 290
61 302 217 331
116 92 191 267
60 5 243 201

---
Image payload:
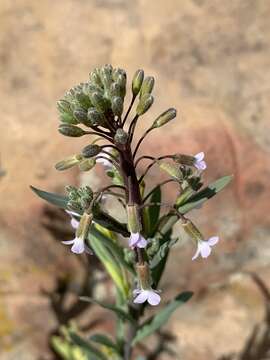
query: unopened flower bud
100 65 112 90
87 108 106 126
67 200 82 213
114 128 129 145
75 92 91 109
55 154 83 171
132 69 144 96
89 92 110 113
158 161 182 180
111 96 124 117
136 94 154 116
136 263 152 289
73 108 88 123
127 204 142 233
173 154 195 166
110 82 121 98
115 74 126 98
112 68 126 82
58 124 86 137
79 158 96 171
182 219 203 242
57 100 73 115
152 108 177 128
89 70 102 87
140 76 155 97
81 144 101 158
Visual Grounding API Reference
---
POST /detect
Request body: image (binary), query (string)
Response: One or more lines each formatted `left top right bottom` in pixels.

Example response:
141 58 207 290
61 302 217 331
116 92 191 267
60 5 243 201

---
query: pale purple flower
96 152 112 168
192 236 219 260
63 210 92 255
194 152 207 170
133 288 161 306
129 232 147 249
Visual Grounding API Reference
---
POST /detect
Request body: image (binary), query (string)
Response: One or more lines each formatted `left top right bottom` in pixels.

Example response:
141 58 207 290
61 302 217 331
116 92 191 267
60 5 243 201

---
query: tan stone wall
0 1 270 359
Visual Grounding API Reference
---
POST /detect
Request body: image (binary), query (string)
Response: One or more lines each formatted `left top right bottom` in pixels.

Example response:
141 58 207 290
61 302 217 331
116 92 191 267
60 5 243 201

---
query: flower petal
137 235 147 248
200 242 212 258
62 239 75 245
71 237 85 254
129 233 140 247
71 218 79 229
194 152 204 161
208 236 219 246
134 290 149 304
147 291 161 306
192 247 201 261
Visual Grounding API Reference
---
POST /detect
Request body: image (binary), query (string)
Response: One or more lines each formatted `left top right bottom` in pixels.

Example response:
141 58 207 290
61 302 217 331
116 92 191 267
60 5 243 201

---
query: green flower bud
100 65 113 90
140 76 155 97
78 186 93 199
79 158 96 171
115 74 126 98
57 100 73 115
111 96 124 117
112 68 126 82
87 108 106 126
114 128 129 145
58 124 86 137
73 108 88 123
81 144 101 158
59 112 78 125
67 200 82 213
132 69 144 96
75 92 91 109
158 161 182 180
89 69 103 87
136 94 154 116
152 108 177 128
89 92 110 113
55 154 83 171
110 82 121 98
127 204 142 234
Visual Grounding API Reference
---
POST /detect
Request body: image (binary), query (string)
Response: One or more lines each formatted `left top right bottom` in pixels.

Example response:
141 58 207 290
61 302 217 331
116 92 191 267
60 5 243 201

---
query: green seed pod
81 144 101 158
152 108 177 128
114 128 129 145
132 69 144 96
111 96 124 117
55 154 83 171
73 108 88 123
136 94 154 116
140 76 155 97
158 161 182 180
127 204 142 234
58 124 86 137
79 158 96 171
87 108 106 126
75 91 91 109
89 92 110 113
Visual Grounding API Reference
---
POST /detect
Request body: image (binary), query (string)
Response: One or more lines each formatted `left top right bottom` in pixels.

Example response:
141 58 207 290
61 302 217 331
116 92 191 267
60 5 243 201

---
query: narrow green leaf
90 334 119 352
69 332 107 360
132 291 193 345
143 186 161 237
30 185 69 209
150 237 177 269
79 297 135 324
177 175 233 214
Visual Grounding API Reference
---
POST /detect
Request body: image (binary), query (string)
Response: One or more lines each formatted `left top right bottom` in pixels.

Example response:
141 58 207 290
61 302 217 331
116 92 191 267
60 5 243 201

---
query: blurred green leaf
143 186 161 237
90 333 119 352
80 297 135 324
132 291 193 345
69 332 107 360
150 237 177 269
30 185 69 209
177 175 233 214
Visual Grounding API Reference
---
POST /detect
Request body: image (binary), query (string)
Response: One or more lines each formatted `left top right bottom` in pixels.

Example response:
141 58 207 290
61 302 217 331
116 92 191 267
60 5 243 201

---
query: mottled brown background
1 0 270 359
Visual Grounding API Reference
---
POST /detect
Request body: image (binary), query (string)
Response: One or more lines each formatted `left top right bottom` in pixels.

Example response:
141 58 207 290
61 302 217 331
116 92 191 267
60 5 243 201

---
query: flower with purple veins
96 152 112 168
133 288 161 306
192 236 219 260
194 152 207 170
129 232 147 249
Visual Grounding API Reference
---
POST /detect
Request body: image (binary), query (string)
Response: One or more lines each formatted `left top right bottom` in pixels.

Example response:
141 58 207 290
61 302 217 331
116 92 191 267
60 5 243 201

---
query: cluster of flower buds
66 185 93 213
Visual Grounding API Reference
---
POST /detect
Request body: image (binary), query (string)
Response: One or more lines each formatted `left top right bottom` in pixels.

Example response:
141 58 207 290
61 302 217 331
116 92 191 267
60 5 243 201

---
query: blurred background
1 0 270 359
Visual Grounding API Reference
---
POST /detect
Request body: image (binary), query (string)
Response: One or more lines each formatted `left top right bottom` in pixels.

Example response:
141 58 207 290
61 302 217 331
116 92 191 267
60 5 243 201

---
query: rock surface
0 0 270 359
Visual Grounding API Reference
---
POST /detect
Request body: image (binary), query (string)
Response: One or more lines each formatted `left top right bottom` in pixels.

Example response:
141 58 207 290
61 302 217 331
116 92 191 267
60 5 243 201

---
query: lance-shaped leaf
80 297 135 324
90 334 119 353
177 175 233 214
30 186 129 236
143 186 161 238
132 291 193 345
89 230 130 298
